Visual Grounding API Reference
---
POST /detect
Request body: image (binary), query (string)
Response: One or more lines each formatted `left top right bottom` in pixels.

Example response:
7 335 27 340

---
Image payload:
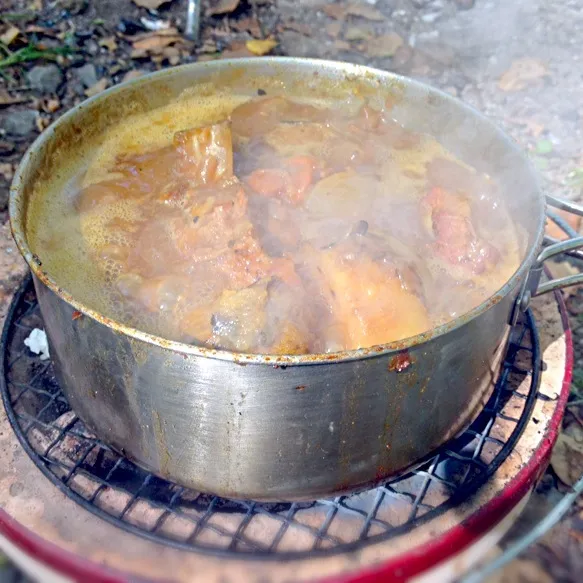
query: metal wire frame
0 275 541 560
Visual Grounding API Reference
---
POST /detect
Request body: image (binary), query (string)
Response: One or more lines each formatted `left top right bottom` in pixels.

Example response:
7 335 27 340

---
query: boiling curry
30 93 521 354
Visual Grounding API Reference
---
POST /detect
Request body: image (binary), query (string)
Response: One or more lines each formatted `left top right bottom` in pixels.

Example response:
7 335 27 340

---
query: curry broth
28 92 521 354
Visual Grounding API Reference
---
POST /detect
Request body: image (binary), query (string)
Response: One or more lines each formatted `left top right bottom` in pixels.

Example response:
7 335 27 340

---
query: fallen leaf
283 22 312 36
84 78 109 97
131 27 181 41
345 26 372 42
207 0 240 16
366 32 404 58
0 91 29 107
198 39 219 53
122 69 146 83
132 33 183 56
0 26 21 46
28 0 42 9
0 163 14 181
231 17 262 37
346 3 385 22
35 116 49 132
535 138 553 155
551 432 583 486
25 25 58 37
333 40 351 51
246 38 277 56
43 98 60 113
99 36 118 51
322 5 347 19
132 0 172 8
498 58 548 92
326 21 342 38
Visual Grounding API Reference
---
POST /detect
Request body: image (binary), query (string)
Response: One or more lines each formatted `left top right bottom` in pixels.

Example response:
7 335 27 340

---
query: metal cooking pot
9 58 583 501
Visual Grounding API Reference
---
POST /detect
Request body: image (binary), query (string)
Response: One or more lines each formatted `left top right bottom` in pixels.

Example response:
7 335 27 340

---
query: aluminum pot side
10 59 545 500
35 273 515 500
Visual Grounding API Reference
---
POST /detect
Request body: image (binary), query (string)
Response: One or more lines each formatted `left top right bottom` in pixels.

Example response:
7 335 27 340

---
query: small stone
72 63 98 89
27 64 63 94
0 110 38 137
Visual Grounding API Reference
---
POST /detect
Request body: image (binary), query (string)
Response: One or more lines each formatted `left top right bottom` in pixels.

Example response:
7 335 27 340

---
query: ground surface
1 1 583 581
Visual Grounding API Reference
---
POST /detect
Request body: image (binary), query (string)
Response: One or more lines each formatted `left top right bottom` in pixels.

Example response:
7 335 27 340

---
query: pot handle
512 195 583 322
514 195 583 319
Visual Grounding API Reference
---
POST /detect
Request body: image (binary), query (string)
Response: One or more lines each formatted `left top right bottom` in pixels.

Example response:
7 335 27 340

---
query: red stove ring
0 288 571 583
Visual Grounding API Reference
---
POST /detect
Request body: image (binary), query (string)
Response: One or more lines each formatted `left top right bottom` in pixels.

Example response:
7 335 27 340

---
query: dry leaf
122 70 146 83
345 26 372 42
207 0 240 16
131 27 181 41
498 58 548 92
85 78 109 98
28 0 42 10
323 4 347 20
35 116 49 132
198 39 219 53
283 22 312 36
333 40 351 51
99 36 118 51
132 34 183 56
44 98 60 113
132 0 172 9
0 91 29 107
231 17 262 36
366 32 403 58
326 21 342 38
545 209 582 241
0 163 14 181
346 3 385 22
0 26 21 46
246 38 277 56
551 432 583 486
25 25 57 36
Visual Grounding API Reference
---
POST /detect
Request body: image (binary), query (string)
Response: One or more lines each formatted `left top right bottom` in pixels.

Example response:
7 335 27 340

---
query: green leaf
535 139 553 155
565 168 583 187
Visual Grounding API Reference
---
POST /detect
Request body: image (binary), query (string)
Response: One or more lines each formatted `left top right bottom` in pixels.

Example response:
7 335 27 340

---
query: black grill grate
0 276 541 559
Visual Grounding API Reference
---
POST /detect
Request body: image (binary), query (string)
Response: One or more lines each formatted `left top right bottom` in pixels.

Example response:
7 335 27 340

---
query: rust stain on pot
152 409 171 476
388 351 413 373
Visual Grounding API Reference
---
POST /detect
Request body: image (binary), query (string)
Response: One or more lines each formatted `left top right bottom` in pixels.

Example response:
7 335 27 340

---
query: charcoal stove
0 275 571 583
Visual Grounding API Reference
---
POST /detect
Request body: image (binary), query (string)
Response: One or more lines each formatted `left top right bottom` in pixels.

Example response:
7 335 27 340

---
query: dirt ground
1 1 583 581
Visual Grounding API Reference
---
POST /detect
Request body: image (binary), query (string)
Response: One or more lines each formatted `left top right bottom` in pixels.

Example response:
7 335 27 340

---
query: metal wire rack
0 275 541 559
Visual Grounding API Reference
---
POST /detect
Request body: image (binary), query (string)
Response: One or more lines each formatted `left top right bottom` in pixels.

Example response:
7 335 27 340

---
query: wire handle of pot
547 194 583 217
529 195 583 297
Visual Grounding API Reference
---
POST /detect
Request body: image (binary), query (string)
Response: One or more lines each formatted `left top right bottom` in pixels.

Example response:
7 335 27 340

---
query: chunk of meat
269 322 311 355
315 250 430 350
231 96 326 138
245 155 317 205
421 187 500 276
174 121 233 185
184 282 269 352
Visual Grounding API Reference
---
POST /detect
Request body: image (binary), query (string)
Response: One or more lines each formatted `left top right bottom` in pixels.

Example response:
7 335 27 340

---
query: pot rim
9 57 546 366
